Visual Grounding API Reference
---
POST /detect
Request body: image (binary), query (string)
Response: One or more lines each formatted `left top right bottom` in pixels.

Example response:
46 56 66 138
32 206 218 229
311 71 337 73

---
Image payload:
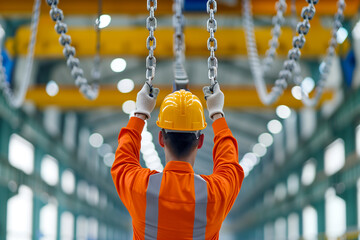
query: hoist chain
91 0 102 82
296 0 345 107
243 0 319 105
145 0 158 85
45 0 99 100
173 0 189 90
262 0 287 73
173 0 185 62
206 0 218 87
0 0 41 108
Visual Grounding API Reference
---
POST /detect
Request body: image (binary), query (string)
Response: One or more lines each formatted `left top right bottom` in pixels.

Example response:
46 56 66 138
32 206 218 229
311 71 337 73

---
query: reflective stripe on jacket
111 117 244 240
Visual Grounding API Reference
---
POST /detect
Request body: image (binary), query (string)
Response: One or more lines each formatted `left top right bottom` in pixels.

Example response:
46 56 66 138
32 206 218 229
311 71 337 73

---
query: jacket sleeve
111 117 157 210
208 117 244 216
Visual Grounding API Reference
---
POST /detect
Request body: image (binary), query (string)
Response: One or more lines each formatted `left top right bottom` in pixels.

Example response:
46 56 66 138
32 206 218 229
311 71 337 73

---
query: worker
111 82 244 240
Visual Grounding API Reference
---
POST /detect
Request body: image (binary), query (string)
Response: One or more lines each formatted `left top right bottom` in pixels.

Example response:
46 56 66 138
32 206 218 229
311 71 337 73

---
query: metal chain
91 0 102 82
206 0 218 87
145 0 158 85
262 0 287 73
243 0 319 105
173 0 185 63
0 0 41 108
45 0 99 100
173 0 189 90
296 0 346 107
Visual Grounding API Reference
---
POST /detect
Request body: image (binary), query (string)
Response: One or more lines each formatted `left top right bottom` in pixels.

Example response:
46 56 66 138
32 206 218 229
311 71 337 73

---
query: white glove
134 82 160 119
203 82 224 120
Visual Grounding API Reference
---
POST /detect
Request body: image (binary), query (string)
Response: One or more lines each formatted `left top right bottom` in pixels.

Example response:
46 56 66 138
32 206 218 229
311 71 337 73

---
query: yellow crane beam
25 85 334 110
6 16 349 58
0 0 358 16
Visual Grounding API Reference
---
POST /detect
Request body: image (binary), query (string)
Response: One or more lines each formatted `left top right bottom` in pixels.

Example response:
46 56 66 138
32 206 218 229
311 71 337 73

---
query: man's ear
197 134 204 149
159 130 165 148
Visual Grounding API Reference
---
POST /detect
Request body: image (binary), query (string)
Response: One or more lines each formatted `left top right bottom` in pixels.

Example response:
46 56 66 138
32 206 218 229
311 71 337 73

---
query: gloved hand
134 82 160 119
203 82 225 120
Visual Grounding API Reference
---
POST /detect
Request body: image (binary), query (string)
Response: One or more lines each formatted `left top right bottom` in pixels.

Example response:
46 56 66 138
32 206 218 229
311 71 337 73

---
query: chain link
243 0 320 105
262 0 287 73
296 0 346 107
145 0 158 84
173 0 185 62
206 0 218 86
45 0 99 100
0 0 41 108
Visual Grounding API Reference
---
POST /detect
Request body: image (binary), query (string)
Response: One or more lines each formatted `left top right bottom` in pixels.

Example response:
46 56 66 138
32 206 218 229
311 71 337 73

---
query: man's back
111 117 244 240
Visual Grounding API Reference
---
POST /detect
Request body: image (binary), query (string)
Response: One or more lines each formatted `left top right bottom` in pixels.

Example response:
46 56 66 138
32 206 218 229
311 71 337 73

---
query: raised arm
111 82 159 208
203 82 244 215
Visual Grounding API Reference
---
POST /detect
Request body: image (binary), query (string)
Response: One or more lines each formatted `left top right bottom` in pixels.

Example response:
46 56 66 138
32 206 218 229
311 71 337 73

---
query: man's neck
164 147 197 167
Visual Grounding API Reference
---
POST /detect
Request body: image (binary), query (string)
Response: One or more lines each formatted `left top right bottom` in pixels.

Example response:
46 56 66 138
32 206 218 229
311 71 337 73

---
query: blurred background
0 0 360 239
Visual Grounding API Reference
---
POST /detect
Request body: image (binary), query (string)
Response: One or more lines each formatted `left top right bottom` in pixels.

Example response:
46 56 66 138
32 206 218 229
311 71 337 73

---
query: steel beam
5 16 350 58
25 85 334 109
0 0 358 16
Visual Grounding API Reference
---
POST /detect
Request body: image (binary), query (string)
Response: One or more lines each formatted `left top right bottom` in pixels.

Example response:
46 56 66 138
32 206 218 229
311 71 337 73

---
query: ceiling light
89 133 104 148
117 78 135 93
336 27 348 44
252 143 267 157
46 80 59 97
97 144 113 157
122 100 136 114
242 153 259 166
98 14 111 29
352 21 360 39
267 119 283 134
103 153 115 167
291 86 302 100
141 131 153 142
258 133 273 147
110 58 127 73
301 77 315 95
276 105 291 119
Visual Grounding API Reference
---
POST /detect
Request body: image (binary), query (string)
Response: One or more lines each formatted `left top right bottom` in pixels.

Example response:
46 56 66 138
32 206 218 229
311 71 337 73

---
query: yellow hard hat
156 89 207 131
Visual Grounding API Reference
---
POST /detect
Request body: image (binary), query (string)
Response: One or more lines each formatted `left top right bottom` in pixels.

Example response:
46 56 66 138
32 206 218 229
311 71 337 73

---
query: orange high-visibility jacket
111 117 244 240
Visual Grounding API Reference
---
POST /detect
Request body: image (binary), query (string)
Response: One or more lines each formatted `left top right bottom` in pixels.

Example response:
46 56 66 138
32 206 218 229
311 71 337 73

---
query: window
325 188 346 239
77 180 88 200
274 183 287 201
274 218 286 240
303 205 318 240
6 185 33 240
288 213 299 240
41 155 59 186
61 169 75 194
60 212 74 240
324 139 345 175
264 222 274 240
99 224 107 240
76 216 88 240
287 174 299 195
302 159 316 186
88 218 98 240
87 186 99 206
40 202 58 240
356 125 360 156
9 134 34 174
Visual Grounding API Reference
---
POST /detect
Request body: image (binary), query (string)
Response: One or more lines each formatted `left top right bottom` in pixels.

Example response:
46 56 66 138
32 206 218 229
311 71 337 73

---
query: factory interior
1 0 360 239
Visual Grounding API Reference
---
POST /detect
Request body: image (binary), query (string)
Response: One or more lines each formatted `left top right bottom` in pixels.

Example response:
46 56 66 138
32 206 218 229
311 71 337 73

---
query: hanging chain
45 0 99 100
145 0 158 85
243 0 319 105
173 0 185 63
262 0 287 73
173 0 189 90
91 0 102 82
0 0 41 108
206 0 218 87
296 0 346 107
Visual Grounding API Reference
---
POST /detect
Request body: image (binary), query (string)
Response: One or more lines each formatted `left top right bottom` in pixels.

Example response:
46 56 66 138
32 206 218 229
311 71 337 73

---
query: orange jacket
111 117 244 240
